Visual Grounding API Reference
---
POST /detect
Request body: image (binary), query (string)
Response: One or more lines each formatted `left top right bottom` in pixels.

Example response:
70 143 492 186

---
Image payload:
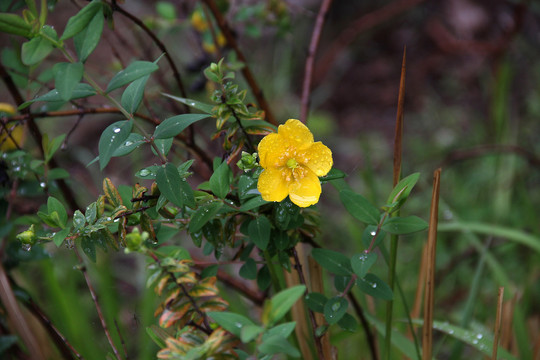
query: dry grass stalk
421 168 441 360
492 287 504 359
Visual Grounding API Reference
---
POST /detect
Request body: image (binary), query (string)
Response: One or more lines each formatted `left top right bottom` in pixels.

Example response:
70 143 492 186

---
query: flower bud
16 224 37 245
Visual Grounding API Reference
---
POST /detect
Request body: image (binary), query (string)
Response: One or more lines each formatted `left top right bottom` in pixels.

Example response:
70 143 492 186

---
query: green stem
262 250 283 293
384 231 399 359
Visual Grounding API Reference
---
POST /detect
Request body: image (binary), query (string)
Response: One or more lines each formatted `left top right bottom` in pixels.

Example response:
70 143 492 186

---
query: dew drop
472 339 478 345
113 127 121 133
106 217 112 221
22 243 31 251
139 169 150 176
113 218 120 223
124 141 133 146
370 231 376 236
448 329 454 334
371 282 377 288
39 182 46 188
331 302 341 312
476 334 483 339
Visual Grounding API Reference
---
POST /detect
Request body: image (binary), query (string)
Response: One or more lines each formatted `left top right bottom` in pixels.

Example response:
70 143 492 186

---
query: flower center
286 158 298 169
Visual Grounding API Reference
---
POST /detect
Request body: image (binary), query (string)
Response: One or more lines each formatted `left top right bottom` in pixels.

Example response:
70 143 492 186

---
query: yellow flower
257 119 333 207
0 103 25 152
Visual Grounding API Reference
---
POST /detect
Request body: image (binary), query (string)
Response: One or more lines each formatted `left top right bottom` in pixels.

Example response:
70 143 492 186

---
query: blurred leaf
267 285 305 325
153 113 209 139
334 275 350 292
121 74 149 114
53 62 84 101
207 311 255 337
21 35 53 65
304 292 327 313
248 216 271 250
311 248 353 276
73 7 104 62
350 252 377 279
81 236 96 262
320 168 346 183
156 1 176 20
239 195 268 211
0 13 32 37
340 189 380 225
162 93 214 114
52 227 70 247
240 324 264 343
257 265 271 291
209 160 231 199
381 216 428 235
61 0 103 40
156 163 195 208
106 60 158 93
324 296 348 324
239 258 257 280
189 201 223 233
43 133 66 163
357 273 393 300
98 120 133 170
337 313 358 332
263 321 296 340
259 335 300 358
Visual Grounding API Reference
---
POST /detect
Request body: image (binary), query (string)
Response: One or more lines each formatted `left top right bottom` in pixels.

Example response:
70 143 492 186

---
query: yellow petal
288 167 321 207
279 119 313 149
257 167 289 202
302 141 333 177
257 133 281 169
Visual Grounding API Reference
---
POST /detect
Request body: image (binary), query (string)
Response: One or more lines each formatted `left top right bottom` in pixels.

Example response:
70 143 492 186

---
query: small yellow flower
257 119 333 207
0 103 25 152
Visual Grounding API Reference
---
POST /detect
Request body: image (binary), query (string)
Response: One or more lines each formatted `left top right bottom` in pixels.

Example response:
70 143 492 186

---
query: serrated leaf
304 292 328 313
73 8 104 62
188 201 223 233
357 273 393 300
156 163 195 208
268 285 306 325
121 74 149 114
21 35 53 65
207 311 255 337
248 216 271 250
106 61 158 93
162 93 214 114
324 296 348 324
0 13 32 37
381 216 428 235
53 62 84 101
311 248 353 276
61 1 103 40
209 160 231 199
350 252 377 279
98 120 133 170
340 189 380 225
153 113 209 139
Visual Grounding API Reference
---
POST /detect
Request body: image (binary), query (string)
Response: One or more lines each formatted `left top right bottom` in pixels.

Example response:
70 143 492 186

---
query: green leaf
21 35 53 65
337 313 358 332
350 252 377 279
61 0 103 40
162 93 214 114
0 13 32 37
248 216 271 250
52 227 70 247
324 296 348 324
112 133 145 157
73 8 104 62
152 138 173 157
73 210 86 231
357 273 393 300
268 285 306 325
98 120 133 170
240 324 264 343
320 167 346 183
381 216 428 235
311 248 353 276
340 189 380 225
44 133 66 163
257 265 271 291
20 83 96 109
209 160 231 199
189 201 223 233
153 113 209 139
239 196 269 211
207 311 255 337
263 322 296 340
156 163 195 208
53 62 84 101
361 225 386 249
385 172 420 212
121 74 149 114
81 236 96 262
259 335 300 357
47 196 67 228
304 292 328 313
106 61 158 93
239 258 257 280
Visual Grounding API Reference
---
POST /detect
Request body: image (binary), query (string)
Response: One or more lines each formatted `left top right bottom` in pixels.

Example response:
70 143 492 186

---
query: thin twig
422 168 441 360
291 247 326 360
74 248 123 360
201 0 277 126
300 0 334 123
114 320 129 360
